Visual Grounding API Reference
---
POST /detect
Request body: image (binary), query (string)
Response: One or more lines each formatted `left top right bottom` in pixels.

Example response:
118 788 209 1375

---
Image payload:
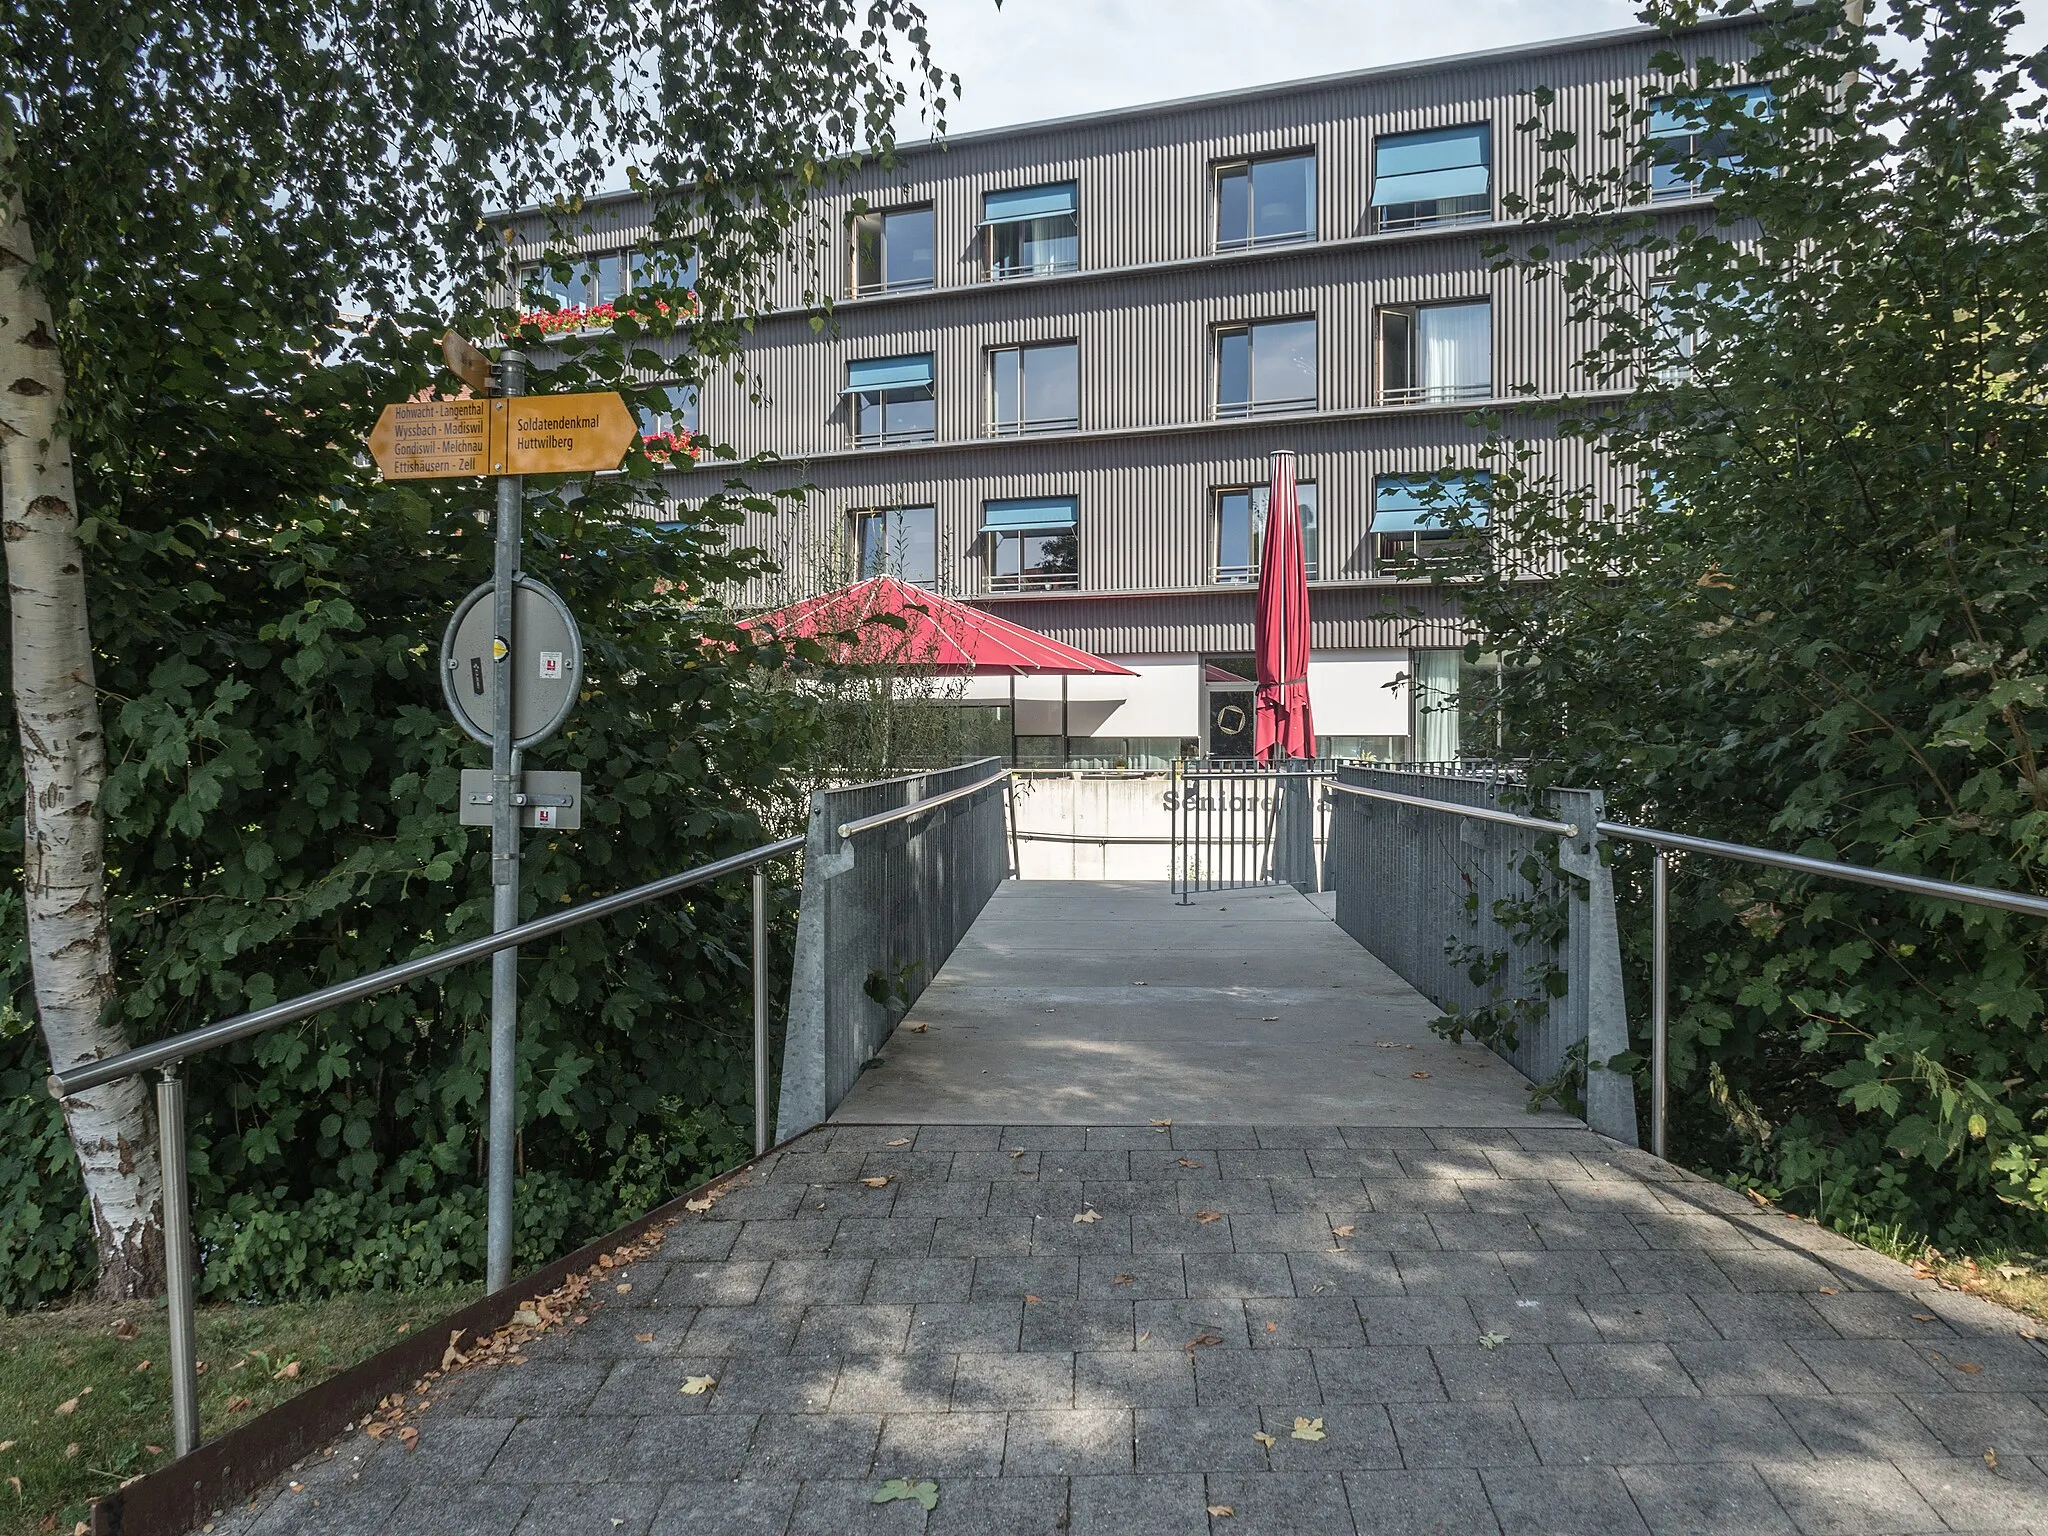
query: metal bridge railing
45 765 1003 1462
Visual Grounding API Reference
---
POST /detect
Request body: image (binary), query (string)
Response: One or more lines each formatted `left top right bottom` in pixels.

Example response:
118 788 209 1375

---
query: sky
904 0 1651 137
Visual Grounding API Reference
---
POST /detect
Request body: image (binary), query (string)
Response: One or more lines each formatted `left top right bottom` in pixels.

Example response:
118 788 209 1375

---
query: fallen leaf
395 1323 410 1335
1744 1188 1770 1208
616 1283 632 1294
225 1396 253 1414
1138 1330 1151 1343
511 1307 543 1328
277 1359 301 1380
1912 1313 1937 1322
54 1398 78 1416
144 1445 161 1456
1187 1332 1224 1349
635 1333 654 1344
5 1476 17 1496
1957 1362 1983 1374
134 1360 150 1372
885 1137 912 1147
1073 1209 1102 1224
0 1442 10 1454
1411 1071 1432 1080
398 1425 419 1450
1817 1287 1838 1296
860 1176 891 1189
1207 1506 1234 1518
1252 1431 1277 1448
872 1478 939 1511
364 1423 389 1441
112 1320 138 1341
1291 1416 1326 1442
1331 1224 1356 1238
907 1023 928 1033
1151 1119 1173 1130
442 1329 468 1370
63 1444 79 1460
1994 1262 2028 1281
1985 1448 2000 1471
1025 1294 1042 1304
1195 1210 1224 1224
1479 1332 1509 1350
1009 1149 1026 1159
1265 1321 1278 1333
1113 1273 1135 1286
684 1197 714 1214
680 1375 717 1396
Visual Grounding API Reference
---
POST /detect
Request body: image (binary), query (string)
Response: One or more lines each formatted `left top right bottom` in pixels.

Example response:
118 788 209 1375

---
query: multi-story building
513 15 1763 764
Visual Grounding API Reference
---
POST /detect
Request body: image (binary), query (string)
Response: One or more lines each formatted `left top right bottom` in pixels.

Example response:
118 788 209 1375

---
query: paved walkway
221 1122 2048 1536
834 883 1575 1128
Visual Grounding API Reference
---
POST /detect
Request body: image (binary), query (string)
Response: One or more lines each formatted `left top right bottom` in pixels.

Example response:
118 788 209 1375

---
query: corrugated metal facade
507 18 1763 676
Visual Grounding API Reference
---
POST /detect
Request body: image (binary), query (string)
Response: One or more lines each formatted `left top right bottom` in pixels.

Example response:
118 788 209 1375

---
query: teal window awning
982 496 1077 532
1651 82 1775 137
843 354 933 393
1372 473 1491 533
982 183 1078 225
1372 124 1489 207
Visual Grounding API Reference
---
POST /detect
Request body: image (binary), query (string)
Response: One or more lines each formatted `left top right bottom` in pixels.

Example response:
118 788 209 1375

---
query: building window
1214 482 1319 584
1215 152 1316 249
850 205 935 295
1649 84 1774 201
983 497 1079 592
524 250 695 309
845 355 935 446
1379 300 1491 404
854 506 938 587
988 342 1080 435
1372 473 1491 568
1649 283 1700 383
636 383 700 437
982 183 1079 279
1215 318 1316 417
1371 124 1490 231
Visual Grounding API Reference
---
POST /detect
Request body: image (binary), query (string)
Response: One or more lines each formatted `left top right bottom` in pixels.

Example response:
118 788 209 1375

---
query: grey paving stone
913 1125 1005 1151
1177 1179 1278 1215
1392 1252 1515 1295
1068 1472 1211 1536
786 1477 931 1536
1358 1296 1480 1347
1270 1177 1369 1213
1642 1395 1802 1461
953 1149 1041 1179
1257 1404 1401 1471
1200 1471 1356 1533
1670 1340 1831 1396
1460 1180 1567 1215
1553 1180 1668 1215
1430 1345 1572 1403
1045 1148 1138 1179
1219 1149 1315 1180
831 1352 958 1412
1774 1394 1949 1459
1254 1125 1350 1148
1306 1148 1404 1180
1081 1179 1184 1213
1808 1291 1959 1340
731 1217 842 1258
648 1479 799 1536
1516 1398 1674 1467
1896 1454 2048 1530
1754 1457 1946 1534
1530 1212 1650 1252
616 1414 759 1481
1135 1406 1275 1471
707 1353 841 1412
930 1215 1035 1257
865 1256 977 1304
1001 1408 1135 1474
1132 1149 1223 1180
660 1220 743 1261
1397 1150 1497 1182
1788 1338 1952 1395
1603 1251 1738 1293
1924 1336 2048 1392
1231 1212 1349 1251
1899 1392 2048 1456
657 1259 769 1305
1187 1253 1310 1302
489 1415 637 1482
812 1174 910 1211
1468 1296 1601 1343
1132 1209 1240 1253
236 1480 407 1536
1136 1299 1251 1350
1003 1125 1089 1150
1630 1212 1757 1250
952 1351 1075 1408
761 1257 879 1305
510 1481 664 1536
1618 1462 1798 1534
1712 1248 1843 1293
1030 1211 1136 1256
1309 1346 1447 1403
1691 1290 1840 1341
1428 1213 1545 1252
1550 1343 1700 1399
1084 1126 1165 1150
969 1255 1079 1300
682 1304 807 1356
922 1474 1069 1536
472 1360 610 1415
576 1307 697 1360
1343 1468 1503 1535
889 1183 994 1220
1479 1466 1651 1535
1075 1349 1198 1408
796 1302 914 1354
876 1410 1008 1475
742 1412 884 1479
1359 1179 1470 1212
383 1481 536 1536
1245 1297 1368 1349
1580 1294 1719 1342
1387 1401 1539 1468
1174 1124 1262 1149
907 1301 1022 1353
1192 1346 1322 1406
1020 1298 1136 1352
587 1356 713 1416
832 1218 941 1258
1080 1255 1187 1299
1340 1127 1437 1150
1286 1250 1405 1298
1920 1288 2048 1338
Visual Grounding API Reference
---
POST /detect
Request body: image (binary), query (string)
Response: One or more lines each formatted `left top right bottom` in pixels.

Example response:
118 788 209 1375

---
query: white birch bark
1 151 164 1298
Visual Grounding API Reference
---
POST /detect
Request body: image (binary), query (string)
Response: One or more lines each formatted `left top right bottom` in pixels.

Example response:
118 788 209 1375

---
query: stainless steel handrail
836 768 1009 840
1327 778 1580 838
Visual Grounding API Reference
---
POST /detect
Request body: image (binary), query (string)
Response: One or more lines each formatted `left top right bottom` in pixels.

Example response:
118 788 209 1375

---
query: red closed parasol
1252 450 1315 761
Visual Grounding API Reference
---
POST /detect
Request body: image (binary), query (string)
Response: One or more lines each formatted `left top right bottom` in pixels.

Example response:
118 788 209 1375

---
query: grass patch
0 1285 479 1536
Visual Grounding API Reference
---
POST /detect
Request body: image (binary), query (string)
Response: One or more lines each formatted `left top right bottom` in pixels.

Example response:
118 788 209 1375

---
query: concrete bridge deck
212 882 2048 1536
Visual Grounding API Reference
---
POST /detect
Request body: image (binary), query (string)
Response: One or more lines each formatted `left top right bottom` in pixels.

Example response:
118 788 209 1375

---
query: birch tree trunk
1 156 164 1299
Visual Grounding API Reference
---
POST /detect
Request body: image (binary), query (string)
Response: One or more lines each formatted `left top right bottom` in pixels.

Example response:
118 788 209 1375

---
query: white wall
960 655 1199 738
1009 771 1175 878
1307 650 1410 737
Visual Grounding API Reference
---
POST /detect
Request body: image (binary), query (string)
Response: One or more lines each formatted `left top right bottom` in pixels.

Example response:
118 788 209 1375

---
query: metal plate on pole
440 575 583 749
460 768 584 829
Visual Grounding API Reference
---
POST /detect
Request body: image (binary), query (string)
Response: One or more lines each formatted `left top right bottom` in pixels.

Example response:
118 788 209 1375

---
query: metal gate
1169 759 1336 901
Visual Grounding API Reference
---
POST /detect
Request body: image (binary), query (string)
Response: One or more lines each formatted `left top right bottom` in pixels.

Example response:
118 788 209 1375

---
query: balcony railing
1375 196 1490 232
1381 381 1490 406
986 415 1081 437
986 571 1080 594
1215 395 1316 420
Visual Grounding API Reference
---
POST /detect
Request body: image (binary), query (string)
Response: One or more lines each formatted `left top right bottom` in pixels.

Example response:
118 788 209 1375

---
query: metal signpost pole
487 350 526 1293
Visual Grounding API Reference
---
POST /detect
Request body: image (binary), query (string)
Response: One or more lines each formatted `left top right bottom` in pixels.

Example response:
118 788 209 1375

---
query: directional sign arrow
367 399 491 480
496 392 637 475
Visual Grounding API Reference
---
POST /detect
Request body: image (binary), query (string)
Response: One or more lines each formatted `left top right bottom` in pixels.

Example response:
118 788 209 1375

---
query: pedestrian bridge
149 760 2048 1536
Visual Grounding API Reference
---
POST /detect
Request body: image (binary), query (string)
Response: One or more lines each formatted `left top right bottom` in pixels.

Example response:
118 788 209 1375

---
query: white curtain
1413 650 1462 762
1417 302 1491 397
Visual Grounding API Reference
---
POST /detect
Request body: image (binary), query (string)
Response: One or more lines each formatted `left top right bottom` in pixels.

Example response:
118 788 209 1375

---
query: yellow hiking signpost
366 389 636 479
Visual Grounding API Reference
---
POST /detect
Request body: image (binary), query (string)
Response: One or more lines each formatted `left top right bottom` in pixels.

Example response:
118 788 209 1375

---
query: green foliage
1450 0 2048 1246
0 0 949 1302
